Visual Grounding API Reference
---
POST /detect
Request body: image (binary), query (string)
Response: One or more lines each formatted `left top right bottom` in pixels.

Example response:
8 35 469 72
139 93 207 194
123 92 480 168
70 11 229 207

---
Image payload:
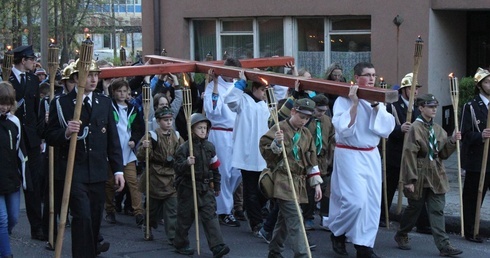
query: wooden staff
182 74 200 255
397 36 424 214
47 39 59 249
2 46 13 80
449 74 464 237
266 85 312 258
54 37 94 258
474 96 490 238
379 78 390 229
142 84 152 240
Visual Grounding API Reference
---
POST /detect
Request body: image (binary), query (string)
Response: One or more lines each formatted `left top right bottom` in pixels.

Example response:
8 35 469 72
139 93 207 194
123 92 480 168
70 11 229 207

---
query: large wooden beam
195 63 398 103
145 55 295 69
99 63 196 79
98 55 398 103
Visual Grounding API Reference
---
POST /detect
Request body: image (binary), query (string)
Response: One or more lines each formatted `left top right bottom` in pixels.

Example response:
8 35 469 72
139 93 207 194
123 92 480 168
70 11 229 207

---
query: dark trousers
319 175 330 216
24 145 43 234
300 185 315 220
69 181 105 258
463 170 490 236
42 177 64 238
263 200 279 233
381 164 430 228
241 170 267 229
174 186 224 250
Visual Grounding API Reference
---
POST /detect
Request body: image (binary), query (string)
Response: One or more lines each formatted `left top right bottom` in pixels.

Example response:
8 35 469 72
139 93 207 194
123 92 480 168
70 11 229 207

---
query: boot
331 233 348 255
354 244 380 258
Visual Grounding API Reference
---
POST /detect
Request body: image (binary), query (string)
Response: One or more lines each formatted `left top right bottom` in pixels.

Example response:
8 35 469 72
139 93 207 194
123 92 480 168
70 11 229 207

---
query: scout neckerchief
315 119 322 155
416 115 438 160
292 131 301 160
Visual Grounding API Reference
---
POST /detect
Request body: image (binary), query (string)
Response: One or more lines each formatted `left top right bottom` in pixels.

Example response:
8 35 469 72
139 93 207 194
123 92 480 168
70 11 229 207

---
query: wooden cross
99 55 398 103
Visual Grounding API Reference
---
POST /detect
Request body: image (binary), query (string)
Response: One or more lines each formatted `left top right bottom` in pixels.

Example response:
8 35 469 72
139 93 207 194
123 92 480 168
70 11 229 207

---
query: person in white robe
327 62 395 258
224 70 270 234
203 59 242 227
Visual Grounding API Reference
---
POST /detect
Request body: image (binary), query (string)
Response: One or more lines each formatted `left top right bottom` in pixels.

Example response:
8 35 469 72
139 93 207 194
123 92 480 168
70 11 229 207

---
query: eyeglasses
359 73 377 78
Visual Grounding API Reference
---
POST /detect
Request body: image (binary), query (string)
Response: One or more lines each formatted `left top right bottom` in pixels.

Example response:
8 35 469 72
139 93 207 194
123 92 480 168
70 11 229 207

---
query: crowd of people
0 44 489 258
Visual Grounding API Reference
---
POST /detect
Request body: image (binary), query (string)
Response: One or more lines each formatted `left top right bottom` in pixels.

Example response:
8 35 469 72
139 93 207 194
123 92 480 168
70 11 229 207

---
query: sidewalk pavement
388 152 490 237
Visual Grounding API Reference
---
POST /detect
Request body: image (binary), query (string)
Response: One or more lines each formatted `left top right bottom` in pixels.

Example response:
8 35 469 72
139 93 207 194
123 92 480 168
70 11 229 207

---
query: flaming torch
182 74 201 255
449 73 464 237
2 46 13 80
47 38 59 249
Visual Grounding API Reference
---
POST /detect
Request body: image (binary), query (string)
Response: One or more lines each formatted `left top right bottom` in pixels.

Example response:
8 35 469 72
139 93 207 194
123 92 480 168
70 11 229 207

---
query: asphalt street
9 153 490 257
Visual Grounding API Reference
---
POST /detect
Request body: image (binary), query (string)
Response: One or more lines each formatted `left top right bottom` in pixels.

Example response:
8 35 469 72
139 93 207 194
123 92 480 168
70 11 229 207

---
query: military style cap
399 73 422 90
474 67 490 84
35 68 46 75
190 113 211 128
311 94 329 111
294 98 315 115
155 106 173 119
416 93 439 107
13 45 36 59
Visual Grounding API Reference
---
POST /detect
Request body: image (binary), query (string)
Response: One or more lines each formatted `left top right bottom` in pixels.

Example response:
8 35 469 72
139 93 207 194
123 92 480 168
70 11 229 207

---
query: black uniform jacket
45 89 124 183
386 96 420 168
460 95 490 173
9 72 41 148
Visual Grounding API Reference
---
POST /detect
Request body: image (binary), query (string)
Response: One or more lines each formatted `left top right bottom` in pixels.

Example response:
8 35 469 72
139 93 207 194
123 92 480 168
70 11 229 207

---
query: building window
191 16 370 78
220 19 254 59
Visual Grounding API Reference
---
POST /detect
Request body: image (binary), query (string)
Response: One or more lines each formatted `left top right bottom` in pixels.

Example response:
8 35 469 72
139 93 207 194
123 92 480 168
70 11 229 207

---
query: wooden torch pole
266 85 312 258
474 98 490 239
182 74 200 255
142 84 152 240
47 39 59 249
449 74 465 237
54 36 94 258
397 36 424 214
379 78 390 229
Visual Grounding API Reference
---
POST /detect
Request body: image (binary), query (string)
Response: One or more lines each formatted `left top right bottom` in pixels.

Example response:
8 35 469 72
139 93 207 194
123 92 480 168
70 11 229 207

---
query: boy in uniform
394 94 463 257
137 106 181 243
260 98 323 258
173 113 230 258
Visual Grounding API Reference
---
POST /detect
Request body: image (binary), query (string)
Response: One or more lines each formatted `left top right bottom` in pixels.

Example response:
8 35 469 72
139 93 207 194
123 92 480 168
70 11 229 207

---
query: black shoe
330 233 348 255
105 212 116 224
234 210 246 221
96 242 110 255
211 244 230 258
465 235 483 243
219 214 240 227
415 226 432 235
135 214 144 226
175 246 194 255
355 245 380 258
31 229 47 241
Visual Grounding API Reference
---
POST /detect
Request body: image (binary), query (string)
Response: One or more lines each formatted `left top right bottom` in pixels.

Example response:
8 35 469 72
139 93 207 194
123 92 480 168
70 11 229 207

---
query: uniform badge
95 98 99 104
477 120 481 125
101 127 106 133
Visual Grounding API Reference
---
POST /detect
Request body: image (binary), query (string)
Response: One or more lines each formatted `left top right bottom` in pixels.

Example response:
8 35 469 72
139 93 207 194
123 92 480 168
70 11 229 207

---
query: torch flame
86 34 91 39
350 81 354 85
260 77 268 86
7 45 11 51
183 74 189 87
50 38 55 43
449 72 454 78
380 77 384 81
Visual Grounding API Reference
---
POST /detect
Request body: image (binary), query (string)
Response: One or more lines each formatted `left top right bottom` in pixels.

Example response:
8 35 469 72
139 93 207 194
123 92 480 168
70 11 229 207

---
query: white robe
203 77 241 215
327 97 395 247
224 87 269 172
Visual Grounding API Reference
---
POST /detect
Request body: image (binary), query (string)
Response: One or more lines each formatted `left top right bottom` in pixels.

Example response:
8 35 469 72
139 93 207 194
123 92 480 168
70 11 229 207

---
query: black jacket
386 96 420 168
9 72 41 148
45 90 124 183
460 95 490 173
